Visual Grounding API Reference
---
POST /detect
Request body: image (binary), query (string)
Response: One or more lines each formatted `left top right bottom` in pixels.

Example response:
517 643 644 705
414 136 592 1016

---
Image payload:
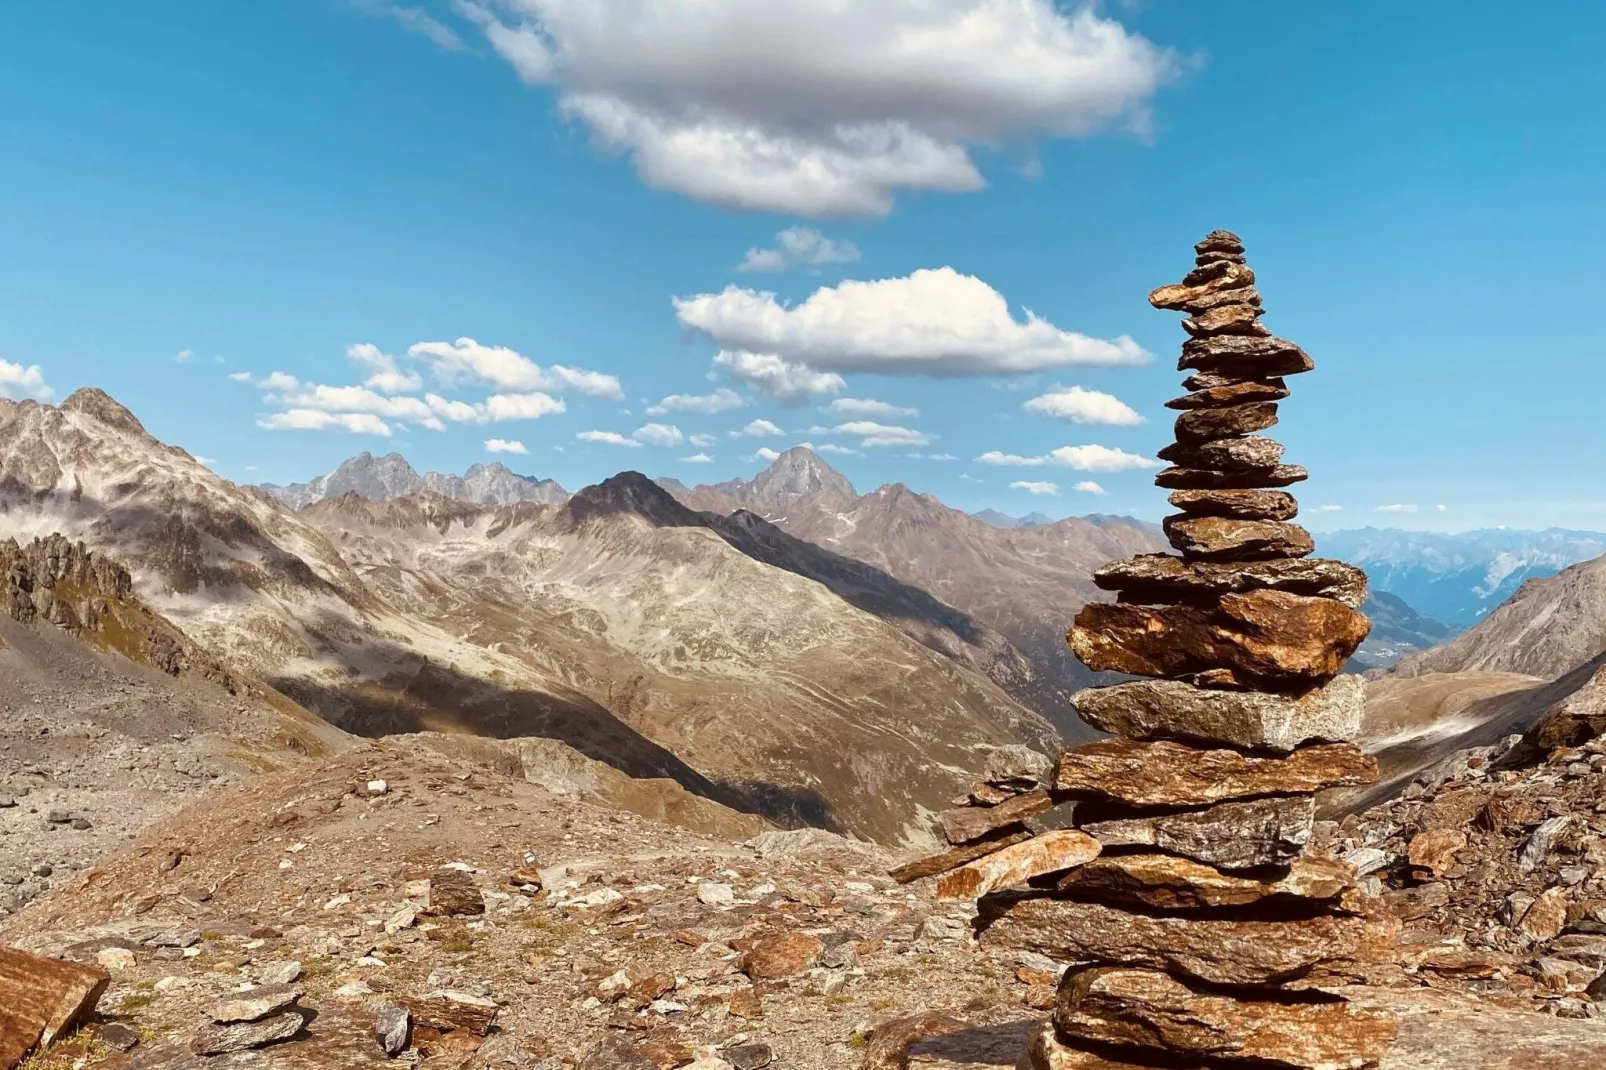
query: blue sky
2 1 1604 532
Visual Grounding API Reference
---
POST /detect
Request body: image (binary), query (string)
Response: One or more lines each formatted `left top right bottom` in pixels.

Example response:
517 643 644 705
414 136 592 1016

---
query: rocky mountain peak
560 471 702 531
747 447 858 514
60 387 150 437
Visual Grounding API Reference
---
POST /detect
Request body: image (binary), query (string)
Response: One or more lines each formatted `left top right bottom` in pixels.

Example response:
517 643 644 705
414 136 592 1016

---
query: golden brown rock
1179 335 1315 378
1028 1023 1194 1069
0 947 109 1069
1071 676 1366 751
1155 464 1308 490
935 830 1101 901
1162 516 1315 562
1173 402 1279 444
890 827 1035 884
1166 489 1299 520
978 893 1386 987
1054 967 1399 1070
1181 304 1267 338
1148 265 1257 313
1195 230 1245 256
740 931 824 980
1165 378 1290 411
1076 795 1314 871
1159 435 1285 471
859 1014 965 1070
940 790 1054 845
1406 829 1466 879
1055 853 1356 911
1067 591 1371 690
1053 740 1376 809
1097 554 1365 608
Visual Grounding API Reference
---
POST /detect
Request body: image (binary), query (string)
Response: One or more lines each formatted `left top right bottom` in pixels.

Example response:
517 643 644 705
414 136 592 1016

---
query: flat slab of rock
191 1009 309 1055
891 827 1035 884
1029 1021 1202 1068
1054 967 1399 1069
978 893 1387 987
1155 464 1308 490
907 1019 1039 1068
1180 303 1267 338
1178 334 1314 378
1068 591 1370 690
1173 402 1279 444
0 945 110 1068
1053 740 1375 808
1340 985 1606 1068
1076 795 1314 870
1162 516 1314 562
942 790 1054 845
936 831 1101 901
1159 435 1284 471
1166 487 1299 520
208 984 301 1024
1149 265 1258 313
1094 554 1365 606
1072 675 1365 752
1055 852 1355 911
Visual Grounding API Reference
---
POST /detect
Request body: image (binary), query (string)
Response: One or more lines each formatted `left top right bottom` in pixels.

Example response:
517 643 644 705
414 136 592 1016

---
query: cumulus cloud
1376 504 1419 513
677 269 1149 377
486 438 529 454
814 443 859 456
1012 480 1059 496
633 422 684 447
0 359 52 400
835 420 931 448
348 343 424 394
731 418 785 438
828 397 918 419
688 433 717 448
259 410 392 436
231 370 301 391
354 0 467 50
751 447 783 462
459 0 1176 217
739 227 862 272
1072 481 1107 495
578 430 642 447
646 387 744 415
484 392 567 421
175 349 195 364
1436 504 1448 513
408 337 622 399
280 384 447 430
681 452 714 463
975 445 1156 471
1024 386 1143 426
712 350 845 403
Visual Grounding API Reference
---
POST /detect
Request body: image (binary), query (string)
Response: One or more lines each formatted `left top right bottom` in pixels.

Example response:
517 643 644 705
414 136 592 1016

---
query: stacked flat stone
890 232 1407 1070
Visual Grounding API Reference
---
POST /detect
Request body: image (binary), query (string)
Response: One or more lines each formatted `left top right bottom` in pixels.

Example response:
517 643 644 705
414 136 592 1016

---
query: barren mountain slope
668 449 1164 735
1393 551 1606 681
301 476 1059 846
263 452 567 509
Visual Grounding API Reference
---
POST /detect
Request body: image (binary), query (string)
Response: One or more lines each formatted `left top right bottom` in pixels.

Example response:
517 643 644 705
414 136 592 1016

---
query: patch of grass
119 992 157 1013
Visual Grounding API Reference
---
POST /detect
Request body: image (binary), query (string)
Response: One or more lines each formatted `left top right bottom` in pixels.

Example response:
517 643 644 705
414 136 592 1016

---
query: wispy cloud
834 421 931 448
577 430 642 447
1012 480 1060 496
353 0 466 51
827 397 918 419
1375 504 1419 513
1072 481 1107 494
739 227 861 272
975 445 1156 472
646 387 744 415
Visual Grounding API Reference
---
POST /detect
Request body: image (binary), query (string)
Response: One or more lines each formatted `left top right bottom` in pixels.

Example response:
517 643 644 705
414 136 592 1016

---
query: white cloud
0 359 52 400
834 420 931 447
1436 504 1448 513
408 337 622 399
828 397 918 419
975 445 1156 471
486 438 529 454
731 418 785 438
712 350 845 403
1072 481 1107 495
909 452 958 461
646 387 744 415
578 430 642 447
1376 504 1420 513
460 0 1175 217
681 453 714 463
1318 505 1344 513
739 227 862 272
231 370 301 391
484 392 567 421
1024 386 1144 426
677 269 1149 376
751 447 783 462
259 410 392 436
814 443 859 456
1012 480 1060 496
633 422 684 447
348 343 424 394
280 384 446 429
354 0 467 51
175 348 195 364
688 433 717 448
195 455 219 466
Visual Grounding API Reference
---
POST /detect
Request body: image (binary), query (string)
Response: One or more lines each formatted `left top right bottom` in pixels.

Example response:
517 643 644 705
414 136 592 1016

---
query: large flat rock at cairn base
1162 516 1315 562
1053 739 1375 808
1095 554 1365 606
0 945 110 1069
1054 966 1399 1069
1076 795 1314 870
1054 853 1355 911
1068 591 1371 690
976 893 1391 987
1072 676 1365 752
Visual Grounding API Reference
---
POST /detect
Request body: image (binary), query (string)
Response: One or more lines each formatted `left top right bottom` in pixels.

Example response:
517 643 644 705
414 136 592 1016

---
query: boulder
422 868 485 917
1165 378 1289 410
0 946 109 1069
1094 554 1365 607
1053 740 1375 808
984 745 1053 790
1527 664 1606 749
1055 853 1356 911
373 1003 411 1057
1067 591 1371 690
190 1010 308 1056
1054 967 1399 1069
1158 436 1285 471
1076 795 1314 871
579 1034 658 1070
1155 464 1308 490
1179 335 1315 378
977 892 1391 987
1173 402 1279 444
1163 516 1314 562
1071 676 1365 752
935 831 1102 901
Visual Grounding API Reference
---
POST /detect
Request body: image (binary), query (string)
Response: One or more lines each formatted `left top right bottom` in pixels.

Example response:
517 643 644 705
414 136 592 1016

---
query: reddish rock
1056 852 1355 911
858 1014 964 1070
1053 739 1376 808
890 826 1035 884
0 947 109 1069
1165 489 1299 520
740 931 823 980
1155 464 1308 490
1149 265 1258 313
1178 334 1315 378
940 790 1054 845
1095 554 1365 606
935 830 1101 901
1173 401 1280 444
1406 829 1467 879
1162 516 1315 562
1165 377 1289 410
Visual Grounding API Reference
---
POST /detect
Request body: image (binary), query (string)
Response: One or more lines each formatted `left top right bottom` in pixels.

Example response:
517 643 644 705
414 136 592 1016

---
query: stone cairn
894 231 1409 1069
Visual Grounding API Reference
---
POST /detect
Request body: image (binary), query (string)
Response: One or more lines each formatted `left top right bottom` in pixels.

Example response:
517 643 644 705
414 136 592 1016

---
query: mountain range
262 451 569 509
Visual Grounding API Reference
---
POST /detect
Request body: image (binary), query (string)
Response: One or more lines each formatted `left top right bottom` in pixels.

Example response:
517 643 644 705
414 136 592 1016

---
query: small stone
373 1002 411 1056
1178 334 1314 378
1162 515 1315 562
1407 829 1467 878
261 961 303 985
578 1033 656 1070
190 1009 308 1055
1173 401 1280 444
209 984 302 1024
97 1022 140 1052
697 881 735 907
31 863 53 878
1521 815 1572 873
366 779 389 796
69 817 92 831
940 789 1054 845
724 1041 773 1069
1155 463 1308 490
1520 887 1571 943
97 947 136 971
44 809 72 824
1054 739 1375 808
1077 795 1314 871
1166 488 1299 520
423 868 485 917
935 830 1101 901
0 797 15 809
1165 377 1290 410
983 744 1052 790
